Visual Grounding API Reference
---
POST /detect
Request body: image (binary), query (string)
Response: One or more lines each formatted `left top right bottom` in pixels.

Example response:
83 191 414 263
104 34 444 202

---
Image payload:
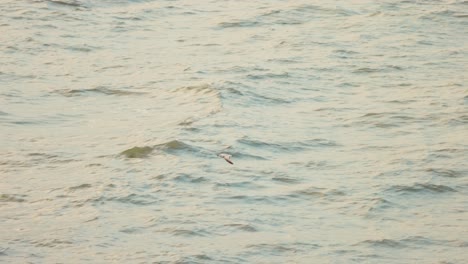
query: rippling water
1 0 467 263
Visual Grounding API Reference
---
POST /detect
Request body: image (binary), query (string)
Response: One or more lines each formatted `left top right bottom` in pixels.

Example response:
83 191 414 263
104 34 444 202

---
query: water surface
1 0 467 263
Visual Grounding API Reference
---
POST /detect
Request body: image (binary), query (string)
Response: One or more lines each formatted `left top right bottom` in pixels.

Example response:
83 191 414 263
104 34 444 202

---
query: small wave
159 228 209 237
446 114 468 126
217 4 357 31
353 67 381 74
297 4 359 17
355 112 428 128
55 87 144 97
48 0 157 9
108 193 157 206
177 117 196 126
246 243 297 252
176 254 213 263
217 20 261 29
173 84 219 96
25 152 78 165
9 120 43 125
357 239 404 248
425 168 464 178
400 236 436 246
260 10 281 17
292 187 346 200
0 194 27 203
68 183 92 191
214 181 260 189
361 112 393 118
423 10 468 20
0 159 28 169
221 194 290 204
120 146 153 158
387 183 457 195
224 87 244 95
302 160 334 170
120 140 205 159
356 236 459 249
155 140 187 150
47 0 83 8
153 140 202 155
259 9 307 25
224 223 257 232
364 197 398 215
260 5 357 27
386 99 417 104
434 148 465 154
272 176 300 184
33 239 73 248
353 65 404 74
119 226 141 234
333 49 359 55
171 84 222 125
400 236 468 248
238 137 338 153
86 163 102 167
304 138 340 147
238 138 302 151
28 152 58 158
227 151 269 161
246 242 320 256
243 90 292 104
173 173 209 184
246 72 289 80
65 45 99 52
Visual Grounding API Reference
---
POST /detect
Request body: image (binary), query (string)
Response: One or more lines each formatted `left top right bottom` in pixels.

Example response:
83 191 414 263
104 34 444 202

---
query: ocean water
1 0 467 263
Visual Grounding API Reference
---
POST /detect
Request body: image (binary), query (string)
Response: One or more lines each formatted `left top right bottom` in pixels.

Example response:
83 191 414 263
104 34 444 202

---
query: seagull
218 153 233 165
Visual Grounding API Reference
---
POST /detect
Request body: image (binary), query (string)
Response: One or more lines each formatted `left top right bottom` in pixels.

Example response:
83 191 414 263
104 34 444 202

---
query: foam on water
1 0 467 263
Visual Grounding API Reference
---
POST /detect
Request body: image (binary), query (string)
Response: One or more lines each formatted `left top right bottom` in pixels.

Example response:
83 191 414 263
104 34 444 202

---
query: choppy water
1 0 467 263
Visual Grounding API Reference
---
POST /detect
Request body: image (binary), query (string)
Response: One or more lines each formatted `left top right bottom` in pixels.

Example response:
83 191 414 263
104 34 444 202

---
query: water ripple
386 183 457 195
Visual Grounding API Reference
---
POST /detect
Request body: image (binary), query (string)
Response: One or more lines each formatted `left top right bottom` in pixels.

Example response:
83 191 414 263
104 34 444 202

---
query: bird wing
219 153 234 165
224 157 233 165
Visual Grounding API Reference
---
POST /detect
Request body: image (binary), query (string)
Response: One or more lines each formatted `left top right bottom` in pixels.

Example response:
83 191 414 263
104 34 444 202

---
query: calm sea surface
1 0 467 263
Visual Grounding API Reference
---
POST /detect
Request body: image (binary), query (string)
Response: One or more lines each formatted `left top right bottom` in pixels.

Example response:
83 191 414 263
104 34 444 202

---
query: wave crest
120 140 203 158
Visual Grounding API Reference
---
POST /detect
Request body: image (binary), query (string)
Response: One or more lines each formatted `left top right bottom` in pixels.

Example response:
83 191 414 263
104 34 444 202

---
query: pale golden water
1 0 467 263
